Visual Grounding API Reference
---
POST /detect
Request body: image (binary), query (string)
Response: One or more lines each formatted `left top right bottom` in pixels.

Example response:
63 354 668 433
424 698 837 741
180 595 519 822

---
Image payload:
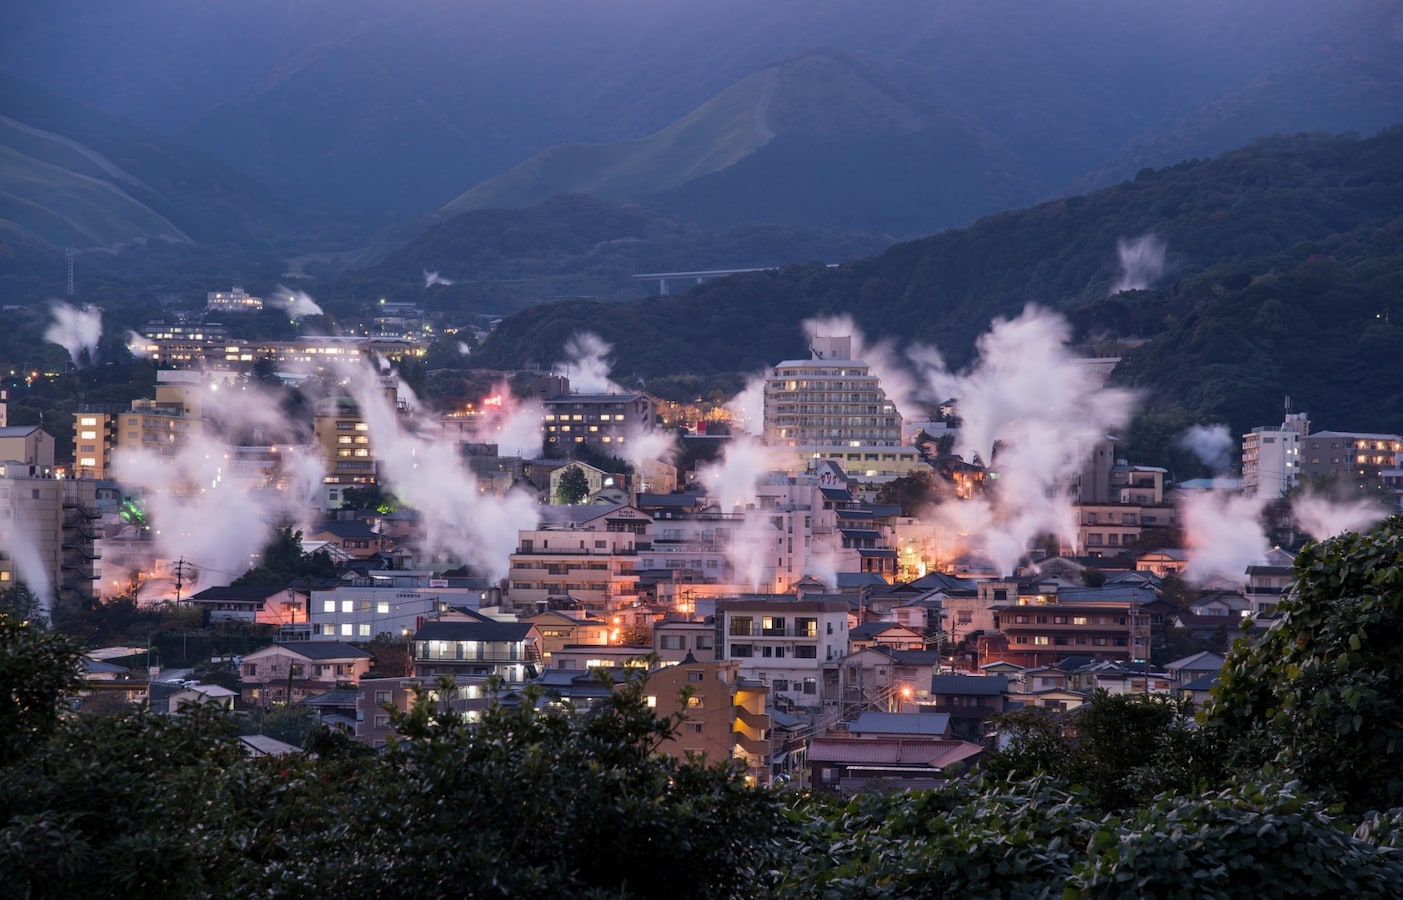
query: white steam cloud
336 363 539 578
9 529 54 620
124 330 153 360
1291 492 1388 543
269 286 325 318
112 378 325 587
555 332 622 394
1111 234 1167 294
424 270 455 288
45 301 103 366
912 305 1138 576
1181 491 1269 584
1178 423 1235 473
726 374 767 437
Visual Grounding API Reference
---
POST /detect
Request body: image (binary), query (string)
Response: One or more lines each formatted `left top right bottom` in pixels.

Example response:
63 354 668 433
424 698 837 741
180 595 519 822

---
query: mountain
473 127 1403 442
442 52 1029 236
318 193 894 317
0 74 295 253
5 1 1399 225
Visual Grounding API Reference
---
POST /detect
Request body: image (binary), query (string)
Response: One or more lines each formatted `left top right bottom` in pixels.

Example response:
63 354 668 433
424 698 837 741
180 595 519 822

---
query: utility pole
173 557 188 603
65 248 76 297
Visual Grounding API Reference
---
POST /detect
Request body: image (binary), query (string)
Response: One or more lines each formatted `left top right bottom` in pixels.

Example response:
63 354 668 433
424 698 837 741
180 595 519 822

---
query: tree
555 464 591 505
1203 515 1403 810
0 615 82 765
874 469 940 516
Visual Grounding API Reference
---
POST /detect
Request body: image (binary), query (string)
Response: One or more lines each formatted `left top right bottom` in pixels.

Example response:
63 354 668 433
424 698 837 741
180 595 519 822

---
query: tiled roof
413 620 532 642
808 738 983 768
275 641 372 661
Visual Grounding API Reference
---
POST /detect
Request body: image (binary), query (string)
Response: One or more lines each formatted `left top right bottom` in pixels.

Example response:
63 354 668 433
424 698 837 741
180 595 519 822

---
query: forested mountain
3 1 1398 226
443 51 1028 235
474 127 1403 437
321 194 892 316
0 74 295 254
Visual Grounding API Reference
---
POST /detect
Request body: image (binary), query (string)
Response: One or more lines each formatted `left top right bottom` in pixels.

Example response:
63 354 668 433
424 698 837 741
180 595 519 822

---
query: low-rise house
526 609 609 664
411 615 542 686
808 735 982 796
923 674 1010 724
168 683 237 714
847 710 952 739
240 641 373 704
1164 651 1226 689
356 676 493 747
848 621 926 652
189 585 308 628
652 618 718 663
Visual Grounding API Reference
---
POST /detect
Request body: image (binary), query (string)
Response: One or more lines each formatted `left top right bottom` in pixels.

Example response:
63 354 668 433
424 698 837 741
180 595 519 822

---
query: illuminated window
323 600 336 613
377 601 389 614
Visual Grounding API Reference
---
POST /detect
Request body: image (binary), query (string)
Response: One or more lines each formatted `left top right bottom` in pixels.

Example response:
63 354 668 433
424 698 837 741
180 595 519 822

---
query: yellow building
643 657 772 785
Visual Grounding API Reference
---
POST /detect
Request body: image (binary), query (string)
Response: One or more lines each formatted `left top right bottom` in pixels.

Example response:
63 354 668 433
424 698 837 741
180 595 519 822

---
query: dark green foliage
0 615 81 765
874 469 940 516
1203 515 1403 810
0 704 244 898
232 527 336 587
1069 782 1403 899
555 464 592 505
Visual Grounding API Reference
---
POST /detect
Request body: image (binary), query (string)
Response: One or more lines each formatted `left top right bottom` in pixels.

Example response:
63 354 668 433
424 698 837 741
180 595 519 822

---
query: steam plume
336 363 539 578
1291 492 1388 542
112 378 325 587
555 332 622 394
1111 235 1167 294
912 305 1138 575
1181 491 1269 583
1178 423 1235 473
269 286 325 318
44 302 103 366
424 270 454 288
9 529 54 619
725 374 767 437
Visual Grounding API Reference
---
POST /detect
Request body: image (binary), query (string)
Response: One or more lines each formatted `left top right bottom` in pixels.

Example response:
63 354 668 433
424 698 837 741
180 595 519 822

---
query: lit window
377 601 389 614
323 600 336 613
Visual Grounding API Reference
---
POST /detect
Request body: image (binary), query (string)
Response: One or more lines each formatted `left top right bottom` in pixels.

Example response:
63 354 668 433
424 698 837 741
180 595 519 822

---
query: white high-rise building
1242 411 1309 498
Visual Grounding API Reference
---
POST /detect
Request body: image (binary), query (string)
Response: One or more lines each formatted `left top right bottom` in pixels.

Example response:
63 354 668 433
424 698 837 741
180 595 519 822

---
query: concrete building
1242 412 1309 498
507 503 652 614
0 425 56 469
537 375 656 454
643 658 772 785
313 378 403 497
761 336 923 479
411 614 543 686
0 460 100 605
206 286 263 314
1301 430 1403 494
714 597 850 709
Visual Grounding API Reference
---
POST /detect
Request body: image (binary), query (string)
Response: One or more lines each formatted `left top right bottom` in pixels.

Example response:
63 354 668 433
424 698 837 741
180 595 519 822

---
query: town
4 284 1398 795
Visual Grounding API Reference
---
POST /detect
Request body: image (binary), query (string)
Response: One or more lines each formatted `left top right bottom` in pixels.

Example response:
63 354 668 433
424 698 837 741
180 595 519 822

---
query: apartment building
714 597 850 709
1301 430 1403 494
0 459 100 605
643 658 772 785
507 504 652 614
537 375 656 453
206 286 263 314
1242 412 1309 498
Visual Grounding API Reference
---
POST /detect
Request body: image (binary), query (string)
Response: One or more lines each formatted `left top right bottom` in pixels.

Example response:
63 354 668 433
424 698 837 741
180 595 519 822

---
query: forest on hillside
474 127 1403 442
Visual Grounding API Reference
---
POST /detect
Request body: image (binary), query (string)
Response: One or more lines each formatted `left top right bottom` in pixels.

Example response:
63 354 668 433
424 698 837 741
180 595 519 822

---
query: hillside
0 74 295 253
442 51 1026 235
318 194 893 317
474 127 1403 438
7 1 1399 224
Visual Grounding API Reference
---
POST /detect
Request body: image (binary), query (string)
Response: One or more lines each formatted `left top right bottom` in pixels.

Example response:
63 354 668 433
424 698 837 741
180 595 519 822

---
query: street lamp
401 627 414 677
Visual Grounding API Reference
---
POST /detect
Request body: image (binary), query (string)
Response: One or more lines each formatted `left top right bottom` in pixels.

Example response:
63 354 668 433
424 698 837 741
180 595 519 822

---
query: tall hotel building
762 336 922 478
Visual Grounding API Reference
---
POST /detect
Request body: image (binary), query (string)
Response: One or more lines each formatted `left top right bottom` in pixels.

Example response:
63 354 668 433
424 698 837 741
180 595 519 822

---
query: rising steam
44 301 103 366
424 270 455 288
269 286 325 318
1178 423 1235 473
1111 235 1167 294
555 332 622 394
912 305 1138 575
